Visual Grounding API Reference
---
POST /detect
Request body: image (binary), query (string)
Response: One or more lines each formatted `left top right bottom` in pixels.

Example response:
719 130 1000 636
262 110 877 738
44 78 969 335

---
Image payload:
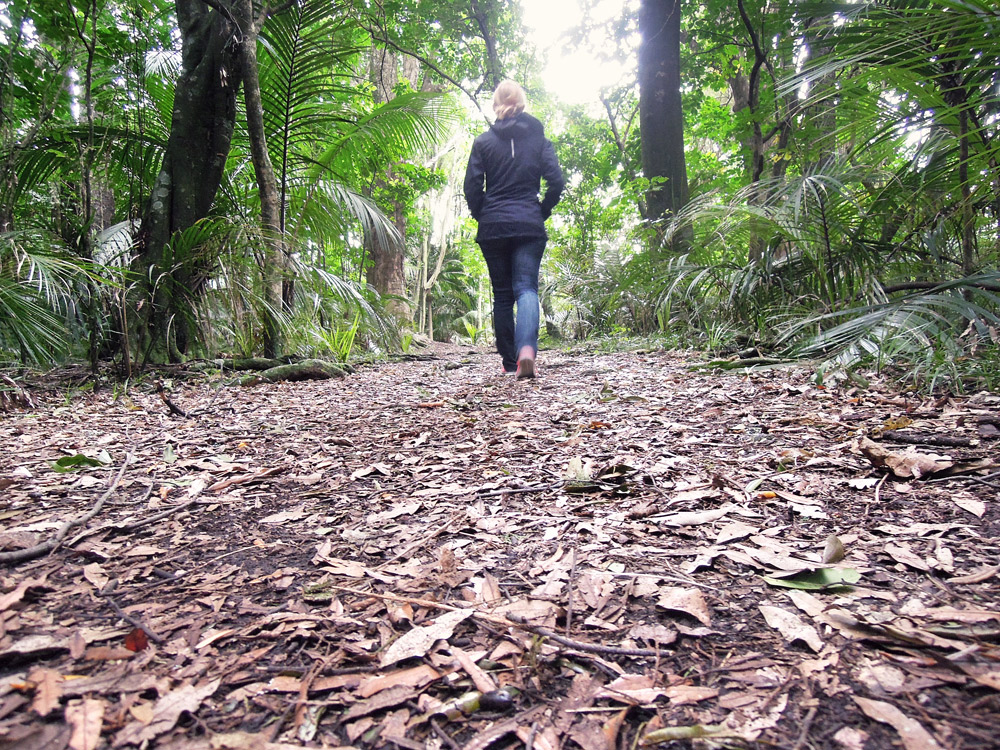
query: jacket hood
490 112 544 141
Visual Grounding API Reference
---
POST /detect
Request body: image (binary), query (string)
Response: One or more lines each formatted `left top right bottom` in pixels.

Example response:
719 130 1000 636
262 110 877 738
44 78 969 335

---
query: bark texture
638 0 690 245
137 0 240 361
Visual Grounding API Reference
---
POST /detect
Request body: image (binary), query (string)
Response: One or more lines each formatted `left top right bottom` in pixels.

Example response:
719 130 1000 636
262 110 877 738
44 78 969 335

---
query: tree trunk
236 0 286 358
136 0 240 362
638 0 690 249
470 0 503 89
365 175 409 317
366 46 410 319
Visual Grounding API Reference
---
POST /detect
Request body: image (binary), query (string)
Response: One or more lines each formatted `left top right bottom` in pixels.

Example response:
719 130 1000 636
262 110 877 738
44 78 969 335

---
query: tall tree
637 0 689 246
135 0 240 361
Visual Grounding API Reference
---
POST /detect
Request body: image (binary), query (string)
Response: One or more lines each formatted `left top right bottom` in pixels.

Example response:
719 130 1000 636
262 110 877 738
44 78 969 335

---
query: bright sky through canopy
521 0 631 106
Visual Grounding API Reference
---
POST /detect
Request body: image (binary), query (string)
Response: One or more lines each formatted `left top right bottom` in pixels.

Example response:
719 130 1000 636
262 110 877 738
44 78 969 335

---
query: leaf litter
1 344 999 749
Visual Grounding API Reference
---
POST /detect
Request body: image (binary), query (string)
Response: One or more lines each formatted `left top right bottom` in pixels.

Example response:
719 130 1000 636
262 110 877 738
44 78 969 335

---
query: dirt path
1 345 998 749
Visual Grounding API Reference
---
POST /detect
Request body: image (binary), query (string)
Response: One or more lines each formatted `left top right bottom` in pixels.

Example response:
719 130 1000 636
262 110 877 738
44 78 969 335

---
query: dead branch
880 430 976 448
0 455 131 566
327 585 666 659
98 583 165 644
156 381 188 417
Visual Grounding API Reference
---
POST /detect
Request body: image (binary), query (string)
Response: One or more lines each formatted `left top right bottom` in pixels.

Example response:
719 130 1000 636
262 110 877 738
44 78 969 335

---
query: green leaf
50 454 110 472
763 567 861 590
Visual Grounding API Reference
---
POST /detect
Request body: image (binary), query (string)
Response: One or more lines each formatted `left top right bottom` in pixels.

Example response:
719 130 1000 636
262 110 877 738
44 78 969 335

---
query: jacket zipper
511 139 515 158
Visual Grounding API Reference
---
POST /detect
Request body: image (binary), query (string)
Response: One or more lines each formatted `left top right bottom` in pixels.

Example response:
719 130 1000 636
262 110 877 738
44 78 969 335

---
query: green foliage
2 0 997 395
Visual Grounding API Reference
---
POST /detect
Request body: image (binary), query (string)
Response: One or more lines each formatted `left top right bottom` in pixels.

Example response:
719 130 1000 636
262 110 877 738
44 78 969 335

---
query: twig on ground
880 430 976 448
328 585 666 657
0 454 132 565
156 381 188 417
98 586 165 644
504 613 666 658
792 706 817 750
566 546 577 636
380 513 463 567
476 482 564 498
429 719 461 750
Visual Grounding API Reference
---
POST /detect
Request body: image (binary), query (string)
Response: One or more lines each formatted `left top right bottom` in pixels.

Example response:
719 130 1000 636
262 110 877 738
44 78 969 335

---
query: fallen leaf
114 679 220 745
663 685 719 705
596 674 665 704
855 437 953 479
380 608 473 667
124 628 149 652
128 702 155 725
84 645 135 661
952 496 985 517
854 697 944 750
949 566 999 585
763 567 861 590
66 698 105 750
82 563 110 591
30 667 63 716
759 605 824 652
259 509 309 524
656 588 712 626
653 505 729 526
358 665 440 698
833 727 869 750
822 535 846 563
884 542 931 572
209 731 309 749
450 646 498 693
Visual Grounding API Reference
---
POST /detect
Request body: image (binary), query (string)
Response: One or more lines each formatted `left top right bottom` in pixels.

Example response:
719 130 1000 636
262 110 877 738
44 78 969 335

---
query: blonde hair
492 80 527 121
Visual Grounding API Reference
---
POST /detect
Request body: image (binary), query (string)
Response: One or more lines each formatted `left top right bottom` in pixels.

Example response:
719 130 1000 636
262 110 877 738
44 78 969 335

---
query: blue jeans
479 237 546 372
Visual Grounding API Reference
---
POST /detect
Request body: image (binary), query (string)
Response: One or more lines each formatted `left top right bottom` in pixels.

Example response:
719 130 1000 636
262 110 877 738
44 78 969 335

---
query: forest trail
1 345 999 749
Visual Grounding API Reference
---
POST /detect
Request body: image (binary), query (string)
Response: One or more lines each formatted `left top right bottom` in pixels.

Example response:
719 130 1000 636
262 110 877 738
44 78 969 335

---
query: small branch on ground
0 454 132 566
156 381 188 417
880 430 976 448
98 583 165 644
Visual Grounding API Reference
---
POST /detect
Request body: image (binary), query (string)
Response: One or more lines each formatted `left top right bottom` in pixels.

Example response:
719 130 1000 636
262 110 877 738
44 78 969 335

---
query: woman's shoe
516 346 535 379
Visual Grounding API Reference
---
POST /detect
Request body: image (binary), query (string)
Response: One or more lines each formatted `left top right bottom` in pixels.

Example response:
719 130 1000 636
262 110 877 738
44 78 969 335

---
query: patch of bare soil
1 346 998 750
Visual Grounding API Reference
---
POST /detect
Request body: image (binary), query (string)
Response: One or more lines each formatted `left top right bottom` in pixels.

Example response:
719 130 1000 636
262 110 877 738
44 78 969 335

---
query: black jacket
463 113 564 243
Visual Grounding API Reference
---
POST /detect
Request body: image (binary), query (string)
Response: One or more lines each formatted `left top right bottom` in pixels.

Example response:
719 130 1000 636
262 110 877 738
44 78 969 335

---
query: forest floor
1 342 999 750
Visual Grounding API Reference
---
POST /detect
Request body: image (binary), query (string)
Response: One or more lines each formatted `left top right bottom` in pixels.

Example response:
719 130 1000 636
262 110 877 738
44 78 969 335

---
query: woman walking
464 80 564 379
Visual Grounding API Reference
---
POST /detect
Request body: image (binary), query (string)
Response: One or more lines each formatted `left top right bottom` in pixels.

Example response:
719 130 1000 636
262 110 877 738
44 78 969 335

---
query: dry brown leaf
196 628 237 651
716 521 757 544
759 605 824 652
657 587 712 626
128 702 155 725
379 608 473 667
654 505 730 527
949 566 999 584
357 664 440 698
952 496 986 517
884 542 932 572
854 697 944 750
855 437 953 479
663 685 719 705
29 667 63 716
478 571 502 605
82 563 110 591
595 674 664 703
602 708 629 750
114 678 220 746
832 727 869 750
0 576 46 612
209 731 309 750
342 685 419 722
84 646 135 661
66 698 105 750
450 646 498 693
